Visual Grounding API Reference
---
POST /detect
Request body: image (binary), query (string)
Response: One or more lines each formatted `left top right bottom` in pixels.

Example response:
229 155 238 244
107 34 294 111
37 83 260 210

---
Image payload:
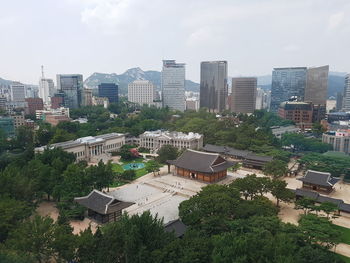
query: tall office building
270 67 307 112
231 77 257 114
343 74 350 111
200 61 228 112
305 65 329 105
10 83 26 102
161 60 185 111
39 78 55 104
98 83 118 103
83 89 93 106
128 80 155 106
57 74 83 109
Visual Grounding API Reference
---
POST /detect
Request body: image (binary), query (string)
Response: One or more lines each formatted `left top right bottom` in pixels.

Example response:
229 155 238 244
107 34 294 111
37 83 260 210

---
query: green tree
270 179 294 207
146 160 162 176
0 197 33 242
156 145 178 164
295 197 316 215
179 185 240 234
50 129 76 144
96 211 175 263
120 169 136 181
299 214 341 249
263 159 288 178
319 202 339 219
230 174 271 200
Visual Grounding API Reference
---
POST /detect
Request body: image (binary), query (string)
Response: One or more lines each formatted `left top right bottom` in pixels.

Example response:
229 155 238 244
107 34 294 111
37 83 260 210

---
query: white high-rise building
39 78 55 104
343 74 350 111
10 83 25 102
161 60 185 111
128 80 156 106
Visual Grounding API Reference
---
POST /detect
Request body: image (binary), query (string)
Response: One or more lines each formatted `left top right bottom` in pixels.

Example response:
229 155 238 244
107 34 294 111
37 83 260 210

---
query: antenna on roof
41 65 45 79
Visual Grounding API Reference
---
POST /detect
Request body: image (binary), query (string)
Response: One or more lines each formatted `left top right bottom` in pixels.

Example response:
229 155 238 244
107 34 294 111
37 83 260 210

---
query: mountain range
84 67 200 94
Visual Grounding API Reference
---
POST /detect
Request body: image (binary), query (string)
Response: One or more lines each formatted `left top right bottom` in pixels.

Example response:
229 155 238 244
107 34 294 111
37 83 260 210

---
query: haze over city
1 0 350 84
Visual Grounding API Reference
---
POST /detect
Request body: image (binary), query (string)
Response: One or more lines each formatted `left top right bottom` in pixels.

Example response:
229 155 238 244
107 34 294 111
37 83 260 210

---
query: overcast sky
1 0 349 84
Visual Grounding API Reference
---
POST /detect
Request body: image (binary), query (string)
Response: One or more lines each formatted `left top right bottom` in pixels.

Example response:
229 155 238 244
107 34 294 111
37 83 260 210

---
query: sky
0 0 349 84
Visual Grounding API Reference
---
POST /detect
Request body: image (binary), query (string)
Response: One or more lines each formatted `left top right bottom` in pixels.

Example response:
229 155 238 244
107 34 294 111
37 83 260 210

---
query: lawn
335 254 350 263
333 224 350 245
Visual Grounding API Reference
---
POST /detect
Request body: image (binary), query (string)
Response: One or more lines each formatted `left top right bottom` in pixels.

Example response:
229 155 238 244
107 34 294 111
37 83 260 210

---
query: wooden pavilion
167 149 235 183
75 190 134 224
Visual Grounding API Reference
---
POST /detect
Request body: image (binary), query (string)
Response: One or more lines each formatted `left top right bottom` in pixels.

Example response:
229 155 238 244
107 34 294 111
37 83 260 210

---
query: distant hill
84 67 200 94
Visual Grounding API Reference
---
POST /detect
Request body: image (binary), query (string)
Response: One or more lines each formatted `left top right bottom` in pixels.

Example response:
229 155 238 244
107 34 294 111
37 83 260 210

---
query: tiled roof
168 149 234 173
75 190 134 215
164 219 187 238
299 170 339 187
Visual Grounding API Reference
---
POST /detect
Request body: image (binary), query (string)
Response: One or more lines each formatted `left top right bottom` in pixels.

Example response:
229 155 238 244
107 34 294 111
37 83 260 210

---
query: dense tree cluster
298 153 350 177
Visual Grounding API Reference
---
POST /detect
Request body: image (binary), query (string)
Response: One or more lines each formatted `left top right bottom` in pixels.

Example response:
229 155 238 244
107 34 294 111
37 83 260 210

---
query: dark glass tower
98 83 118 103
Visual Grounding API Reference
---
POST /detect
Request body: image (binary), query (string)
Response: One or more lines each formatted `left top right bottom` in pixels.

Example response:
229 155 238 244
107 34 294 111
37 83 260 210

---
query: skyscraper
343 74 350 111
305 65 329 105
57 74 83 109
128 80 155 106
39 78 55 104
10 82 25 102
199 61 228 112
231 77 257 114
270 67 307 112
98 83 118 103
161 60 185 111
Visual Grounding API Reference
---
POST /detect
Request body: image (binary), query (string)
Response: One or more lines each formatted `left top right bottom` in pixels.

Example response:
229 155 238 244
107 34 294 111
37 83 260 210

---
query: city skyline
0 0 349 84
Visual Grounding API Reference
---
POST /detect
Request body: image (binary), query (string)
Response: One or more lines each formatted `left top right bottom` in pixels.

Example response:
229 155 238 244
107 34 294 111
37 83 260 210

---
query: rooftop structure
242 153 273 170
75 190 134 224
298 170 340 193
139 130 203 152
322 130 350 155
278 101 313 130
168 149 234 183
271 125 300 139
164 219 187 238
294 188 350 214
35 132 125 162
203 144 251 159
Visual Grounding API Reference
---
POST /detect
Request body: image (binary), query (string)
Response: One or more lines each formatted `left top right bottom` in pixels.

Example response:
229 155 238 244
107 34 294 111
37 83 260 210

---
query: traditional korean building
75 190 134 224
298 170 340 193
167 149 234 183
242 154 273 170
203 144 251 160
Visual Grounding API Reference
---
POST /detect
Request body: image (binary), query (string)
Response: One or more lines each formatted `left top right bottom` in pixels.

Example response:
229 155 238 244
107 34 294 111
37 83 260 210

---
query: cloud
328 11 344 30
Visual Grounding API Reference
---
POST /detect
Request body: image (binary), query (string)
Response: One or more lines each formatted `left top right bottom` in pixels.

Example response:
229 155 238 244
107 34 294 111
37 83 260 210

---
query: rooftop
140 130 202 140
168 149 235 173
299 170 340 187
74 190 134 215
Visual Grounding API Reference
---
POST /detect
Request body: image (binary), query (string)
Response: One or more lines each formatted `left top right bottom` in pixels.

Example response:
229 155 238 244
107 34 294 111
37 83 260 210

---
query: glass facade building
98 83 118 104
231 77 257 114
56 74 83 109
343 74 350 111
0 117 14 137
305 65 329 106
161 60 185 112
270 67 307 112
200 61 228 112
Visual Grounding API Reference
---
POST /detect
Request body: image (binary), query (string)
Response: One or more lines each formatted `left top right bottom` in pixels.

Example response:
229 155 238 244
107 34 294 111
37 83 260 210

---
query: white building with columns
139 130 203 152
35 133 125 162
